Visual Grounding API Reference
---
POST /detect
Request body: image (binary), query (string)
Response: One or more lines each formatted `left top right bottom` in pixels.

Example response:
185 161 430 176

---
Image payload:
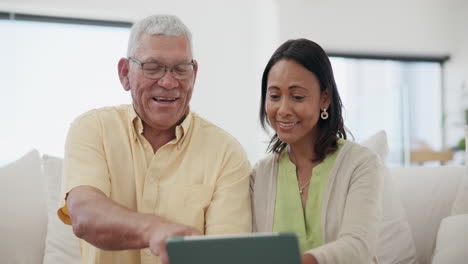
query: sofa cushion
360 130 389 162
0 150 47 264
432 214 468 264
391 166 465 264
376 169 418 264
451 125 468 216
42 154 81 264
361 131 418 264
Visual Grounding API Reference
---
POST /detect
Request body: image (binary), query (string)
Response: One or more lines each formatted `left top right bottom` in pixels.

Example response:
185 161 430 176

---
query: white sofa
389 166 466 263
0 150 467 264
0 152 81 264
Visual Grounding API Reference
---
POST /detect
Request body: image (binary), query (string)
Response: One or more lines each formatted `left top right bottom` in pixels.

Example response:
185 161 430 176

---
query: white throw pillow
42 154 81 264
360 130 389 162
0 150 47 264
361 131 418 264
451 125 468 215
432 214 468 264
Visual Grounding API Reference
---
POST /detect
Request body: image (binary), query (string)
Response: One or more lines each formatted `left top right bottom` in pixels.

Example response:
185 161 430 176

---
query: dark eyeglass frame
128 56 196 80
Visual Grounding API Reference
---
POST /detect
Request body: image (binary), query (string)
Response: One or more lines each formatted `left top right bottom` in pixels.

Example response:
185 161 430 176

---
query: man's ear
192 59 198 86
118 58 131 91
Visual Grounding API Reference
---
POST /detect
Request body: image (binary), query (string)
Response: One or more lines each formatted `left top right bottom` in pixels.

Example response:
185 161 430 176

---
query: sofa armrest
389 166 464 264
432 214 468 264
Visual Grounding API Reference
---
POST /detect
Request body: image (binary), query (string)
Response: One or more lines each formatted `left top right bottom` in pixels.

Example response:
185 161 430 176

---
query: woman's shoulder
253 152 279 171
340 139 382 166
333 139 384 188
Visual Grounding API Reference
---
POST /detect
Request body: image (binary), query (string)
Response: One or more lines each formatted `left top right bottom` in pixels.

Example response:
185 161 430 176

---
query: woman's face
266 59 329 147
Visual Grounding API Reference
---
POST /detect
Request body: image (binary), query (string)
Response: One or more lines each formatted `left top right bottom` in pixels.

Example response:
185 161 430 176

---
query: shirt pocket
167 184 214 232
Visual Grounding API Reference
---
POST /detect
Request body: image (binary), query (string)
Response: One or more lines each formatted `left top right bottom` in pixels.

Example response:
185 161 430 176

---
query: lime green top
272 139 344 253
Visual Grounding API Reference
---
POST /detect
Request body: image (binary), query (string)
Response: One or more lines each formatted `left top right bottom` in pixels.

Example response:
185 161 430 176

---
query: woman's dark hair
260 38 346 161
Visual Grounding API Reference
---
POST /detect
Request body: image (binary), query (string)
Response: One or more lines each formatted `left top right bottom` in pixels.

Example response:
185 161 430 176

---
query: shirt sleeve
305 150 384 263
204 140 252 234
57 111 111 225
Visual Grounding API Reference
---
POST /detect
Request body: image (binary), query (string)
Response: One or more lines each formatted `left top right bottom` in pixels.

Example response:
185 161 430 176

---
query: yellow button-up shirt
58 104 252 264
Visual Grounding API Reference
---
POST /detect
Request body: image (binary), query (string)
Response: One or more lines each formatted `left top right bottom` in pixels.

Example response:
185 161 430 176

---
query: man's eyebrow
142 57 192 64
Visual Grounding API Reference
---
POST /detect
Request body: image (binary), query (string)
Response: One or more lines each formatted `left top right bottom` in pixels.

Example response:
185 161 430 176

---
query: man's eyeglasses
128 57 196 80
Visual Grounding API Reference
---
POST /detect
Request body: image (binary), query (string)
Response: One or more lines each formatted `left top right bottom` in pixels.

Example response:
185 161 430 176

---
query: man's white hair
127 14 193 57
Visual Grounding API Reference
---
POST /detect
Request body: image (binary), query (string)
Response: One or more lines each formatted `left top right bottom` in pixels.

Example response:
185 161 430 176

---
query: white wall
276 0 458 54
444 1 468 148
1 0 466 162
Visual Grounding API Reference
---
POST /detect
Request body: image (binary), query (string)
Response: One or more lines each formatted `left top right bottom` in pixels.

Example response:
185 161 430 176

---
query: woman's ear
118 58 131 91
321 88 331 109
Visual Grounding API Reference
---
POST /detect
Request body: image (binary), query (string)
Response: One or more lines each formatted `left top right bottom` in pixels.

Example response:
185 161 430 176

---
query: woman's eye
292 95 305 101
268 94 280 100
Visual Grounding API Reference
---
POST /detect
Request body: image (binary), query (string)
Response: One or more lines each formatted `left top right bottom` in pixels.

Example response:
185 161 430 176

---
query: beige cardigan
250 140 383 264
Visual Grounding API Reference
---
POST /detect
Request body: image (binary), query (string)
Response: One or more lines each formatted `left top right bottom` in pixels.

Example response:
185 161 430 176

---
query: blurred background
1 0 467 167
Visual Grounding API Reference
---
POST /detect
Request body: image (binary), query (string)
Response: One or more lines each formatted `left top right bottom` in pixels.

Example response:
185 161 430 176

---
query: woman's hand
301 253 319 264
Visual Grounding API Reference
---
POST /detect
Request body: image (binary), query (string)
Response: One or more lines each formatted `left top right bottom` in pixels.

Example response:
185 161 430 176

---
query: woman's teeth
279 121 298 127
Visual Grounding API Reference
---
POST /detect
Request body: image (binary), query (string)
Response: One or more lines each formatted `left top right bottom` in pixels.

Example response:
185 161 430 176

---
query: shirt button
144 249 152 255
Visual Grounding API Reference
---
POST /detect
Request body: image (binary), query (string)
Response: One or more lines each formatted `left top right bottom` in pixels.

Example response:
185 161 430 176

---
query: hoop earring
320 108 329 120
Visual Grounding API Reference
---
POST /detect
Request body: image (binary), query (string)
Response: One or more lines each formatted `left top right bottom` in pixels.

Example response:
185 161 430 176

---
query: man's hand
67 185 202 263
302 253 319 264
147 220 202 264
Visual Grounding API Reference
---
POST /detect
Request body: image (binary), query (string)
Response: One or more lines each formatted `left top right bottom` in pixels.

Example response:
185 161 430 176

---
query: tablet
167 232 301 264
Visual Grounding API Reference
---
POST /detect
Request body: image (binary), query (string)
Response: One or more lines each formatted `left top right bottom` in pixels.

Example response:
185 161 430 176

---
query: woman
250 39 383 264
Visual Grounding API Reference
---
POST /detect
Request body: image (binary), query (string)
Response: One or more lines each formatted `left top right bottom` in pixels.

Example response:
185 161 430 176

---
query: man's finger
190 227 202 236
160 251 169 264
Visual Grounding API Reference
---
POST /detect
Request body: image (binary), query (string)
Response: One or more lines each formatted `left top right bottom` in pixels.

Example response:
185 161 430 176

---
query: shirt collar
175 109 192 144
129 104 192 147
130 105 143 140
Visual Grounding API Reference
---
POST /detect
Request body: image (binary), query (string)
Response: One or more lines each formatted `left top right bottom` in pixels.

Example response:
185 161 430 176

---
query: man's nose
157 67 178 89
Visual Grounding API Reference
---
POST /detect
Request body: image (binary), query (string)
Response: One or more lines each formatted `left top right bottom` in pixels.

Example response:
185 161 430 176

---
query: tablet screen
167 232 301 264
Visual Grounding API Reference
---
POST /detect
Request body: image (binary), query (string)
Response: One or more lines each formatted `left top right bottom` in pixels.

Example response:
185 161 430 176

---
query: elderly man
58 14 251 264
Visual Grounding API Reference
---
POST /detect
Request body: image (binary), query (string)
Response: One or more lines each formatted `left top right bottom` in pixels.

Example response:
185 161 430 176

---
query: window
0 15 131 165
330 56 444 166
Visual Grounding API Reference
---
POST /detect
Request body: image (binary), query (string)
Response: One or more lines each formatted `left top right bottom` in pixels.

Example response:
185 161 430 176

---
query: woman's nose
277 98 291 117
